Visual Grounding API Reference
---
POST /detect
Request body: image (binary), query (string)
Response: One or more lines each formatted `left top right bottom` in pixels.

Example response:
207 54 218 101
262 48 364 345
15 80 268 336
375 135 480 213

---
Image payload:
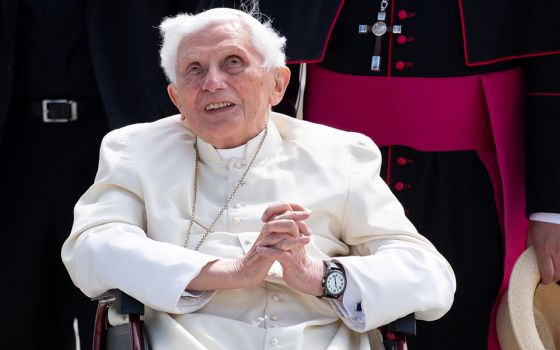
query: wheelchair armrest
381 313 416 350
92 289 146 350
386 313 416 336
94 289 145 316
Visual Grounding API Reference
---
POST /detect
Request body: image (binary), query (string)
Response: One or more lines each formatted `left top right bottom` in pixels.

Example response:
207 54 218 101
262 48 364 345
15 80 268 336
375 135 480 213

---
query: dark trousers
0 108 109 350
380 146 504 350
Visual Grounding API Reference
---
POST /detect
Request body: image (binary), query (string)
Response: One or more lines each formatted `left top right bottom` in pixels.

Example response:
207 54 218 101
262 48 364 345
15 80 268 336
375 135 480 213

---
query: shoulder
271 112 381 161
102 114 194 148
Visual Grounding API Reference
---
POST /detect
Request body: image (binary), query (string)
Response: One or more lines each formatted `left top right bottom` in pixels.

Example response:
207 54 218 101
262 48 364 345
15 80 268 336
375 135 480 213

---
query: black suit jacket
0 0 198 138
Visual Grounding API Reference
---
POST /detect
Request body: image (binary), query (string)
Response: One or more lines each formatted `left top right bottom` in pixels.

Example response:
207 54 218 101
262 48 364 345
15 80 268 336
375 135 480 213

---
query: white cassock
62 112 456 349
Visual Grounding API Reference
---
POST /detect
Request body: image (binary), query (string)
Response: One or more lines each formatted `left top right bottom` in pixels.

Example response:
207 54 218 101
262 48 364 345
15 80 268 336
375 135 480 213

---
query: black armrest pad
93 289 144 315
385 313 416 336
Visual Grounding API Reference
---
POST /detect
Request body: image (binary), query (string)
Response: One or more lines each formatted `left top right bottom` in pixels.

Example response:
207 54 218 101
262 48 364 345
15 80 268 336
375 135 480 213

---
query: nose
202 66 227 92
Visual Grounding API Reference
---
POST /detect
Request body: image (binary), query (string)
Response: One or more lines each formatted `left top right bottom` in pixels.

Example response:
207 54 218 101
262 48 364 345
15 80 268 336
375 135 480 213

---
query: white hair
159 7 287 84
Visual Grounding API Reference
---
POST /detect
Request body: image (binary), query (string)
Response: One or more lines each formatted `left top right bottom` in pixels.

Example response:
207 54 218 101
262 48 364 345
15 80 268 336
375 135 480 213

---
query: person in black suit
0 1 197 348
197 1 560 349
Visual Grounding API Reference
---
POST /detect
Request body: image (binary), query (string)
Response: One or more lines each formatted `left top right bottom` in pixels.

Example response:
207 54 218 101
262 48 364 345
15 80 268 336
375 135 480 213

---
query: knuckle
288 221 298 231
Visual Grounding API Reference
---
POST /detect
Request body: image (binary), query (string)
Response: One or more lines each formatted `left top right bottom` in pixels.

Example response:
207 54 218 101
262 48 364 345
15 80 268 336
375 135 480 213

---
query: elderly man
61 7 455 349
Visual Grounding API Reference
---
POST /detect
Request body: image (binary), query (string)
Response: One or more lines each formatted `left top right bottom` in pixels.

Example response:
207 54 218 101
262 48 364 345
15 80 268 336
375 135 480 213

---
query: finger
257 232 301 247
535 250 555 284
273 236 311 251
257 235 310 251
261 202 311 222
287 203 309 212
261 202 294 222
526 233 533 247
552 255 560 283
262 219 302 237
297 221 312 236
272 209 311 222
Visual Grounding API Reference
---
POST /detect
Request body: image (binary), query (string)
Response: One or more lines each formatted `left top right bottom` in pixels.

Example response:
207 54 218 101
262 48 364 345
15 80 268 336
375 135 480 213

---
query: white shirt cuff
529 212 560 224
332 264 365 323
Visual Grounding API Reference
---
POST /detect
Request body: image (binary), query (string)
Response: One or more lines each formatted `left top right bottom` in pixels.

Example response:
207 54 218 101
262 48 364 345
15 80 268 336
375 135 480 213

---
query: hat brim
496 246 560 350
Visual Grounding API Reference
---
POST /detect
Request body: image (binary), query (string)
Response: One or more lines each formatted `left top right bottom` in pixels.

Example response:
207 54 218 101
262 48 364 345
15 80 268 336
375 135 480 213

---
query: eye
185 63 202 74
225 56 243 67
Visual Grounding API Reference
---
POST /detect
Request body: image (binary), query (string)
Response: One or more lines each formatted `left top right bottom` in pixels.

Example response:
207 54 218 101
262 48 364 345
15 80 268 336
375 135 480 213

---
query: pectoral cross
358 5 402 71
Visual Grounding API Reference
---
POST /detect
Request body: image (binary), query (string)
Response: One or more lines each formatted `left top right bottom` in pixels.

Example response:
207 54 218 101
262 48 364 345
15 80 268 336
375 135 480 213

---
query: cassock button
397 156 408 166
394 182 412 191
234 161 243 169
397 35 407 45
270 338 279 346
270 314 279 321
395 61 413 70
398 10 415 19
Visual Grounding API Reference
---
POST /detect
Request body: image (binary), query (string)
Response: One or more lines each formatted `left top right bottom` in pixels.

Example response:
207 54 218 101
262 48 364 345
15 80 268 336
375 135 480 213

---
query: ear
269 66 291 107
167 84 181 110
167 84 187 120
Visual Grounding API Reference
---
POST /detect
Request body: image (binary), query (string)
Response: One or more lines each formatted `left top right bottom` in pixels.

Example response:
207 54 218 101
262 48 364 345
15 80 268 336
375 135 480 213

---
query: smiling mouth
205 102 234 111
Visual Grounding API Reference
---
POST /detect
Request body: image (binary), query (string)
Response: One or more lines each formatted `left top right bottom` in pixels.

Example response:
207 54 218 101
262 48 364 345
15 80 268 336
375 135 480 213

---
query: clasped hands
241 201 325 296
187 202 325 297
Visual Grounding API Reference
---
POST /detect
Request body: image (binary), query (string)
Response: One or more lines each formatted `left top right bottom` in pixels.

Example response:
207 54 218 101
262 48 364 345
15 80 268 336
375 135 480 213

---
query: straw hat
496 246 560 350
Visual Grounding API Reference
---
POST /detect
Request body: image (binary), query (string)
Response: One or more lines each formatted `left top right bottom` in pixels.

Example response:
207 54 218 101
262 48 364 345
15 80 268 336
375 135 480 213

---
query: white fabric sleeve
61 129 218 314
330 134 456 332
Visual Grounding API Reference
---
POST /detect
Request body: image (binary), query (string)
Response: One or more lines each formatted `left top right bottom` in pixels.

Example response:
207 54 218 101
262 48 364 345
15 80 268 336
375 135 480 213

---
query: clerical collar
193 116 281 163
216 144 246 159
196 125 270 163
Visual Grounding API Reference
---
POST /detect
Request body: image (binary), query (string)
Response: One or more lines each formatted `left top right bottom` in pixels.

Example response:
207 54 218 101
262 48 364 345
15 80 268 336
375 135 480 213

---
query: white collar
216 144 247 159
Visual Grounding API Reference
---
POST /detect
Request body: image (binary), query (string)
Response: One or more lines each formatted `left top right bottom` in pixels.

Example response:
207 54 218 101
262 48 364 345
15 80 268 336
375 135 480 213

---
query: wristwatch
321 260 347 298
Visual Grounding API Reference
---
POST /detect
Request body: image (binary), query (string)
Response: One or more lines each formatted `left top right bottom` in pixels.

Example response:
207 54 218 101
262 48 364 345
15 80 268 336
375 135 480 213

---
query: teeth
206 102 233 111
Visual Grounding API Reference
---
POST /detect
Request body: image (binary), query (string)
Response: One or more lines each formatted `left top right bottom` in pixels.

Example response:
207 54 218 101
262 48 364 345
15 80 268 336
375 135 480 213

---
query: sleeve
524 54 560 215
60 128 218 314
332 134 456 332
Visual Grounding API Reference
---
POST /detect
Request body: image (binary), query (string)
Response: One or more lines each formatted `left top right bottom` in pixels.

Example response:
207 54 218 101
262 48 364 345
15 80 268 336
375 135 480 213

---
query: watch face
326 271 346 295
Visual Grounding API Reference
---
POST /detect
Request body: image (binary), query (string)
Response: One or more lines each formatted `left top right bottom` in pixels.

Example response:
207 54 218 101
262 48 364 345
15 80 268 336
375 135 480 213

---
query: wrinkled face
167 22 290 148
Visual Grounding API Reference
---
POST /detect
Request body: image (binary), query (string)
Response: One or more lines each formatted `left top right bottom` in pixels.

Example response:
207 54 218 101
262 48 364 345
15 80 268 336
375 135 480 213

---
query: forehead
177 22 259 60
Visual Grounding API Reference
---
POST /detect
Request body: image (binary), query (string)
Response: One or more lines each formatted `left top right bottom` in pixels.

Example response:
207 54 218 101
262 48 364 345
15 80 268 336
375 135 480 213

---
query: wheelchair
93 289 416 350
